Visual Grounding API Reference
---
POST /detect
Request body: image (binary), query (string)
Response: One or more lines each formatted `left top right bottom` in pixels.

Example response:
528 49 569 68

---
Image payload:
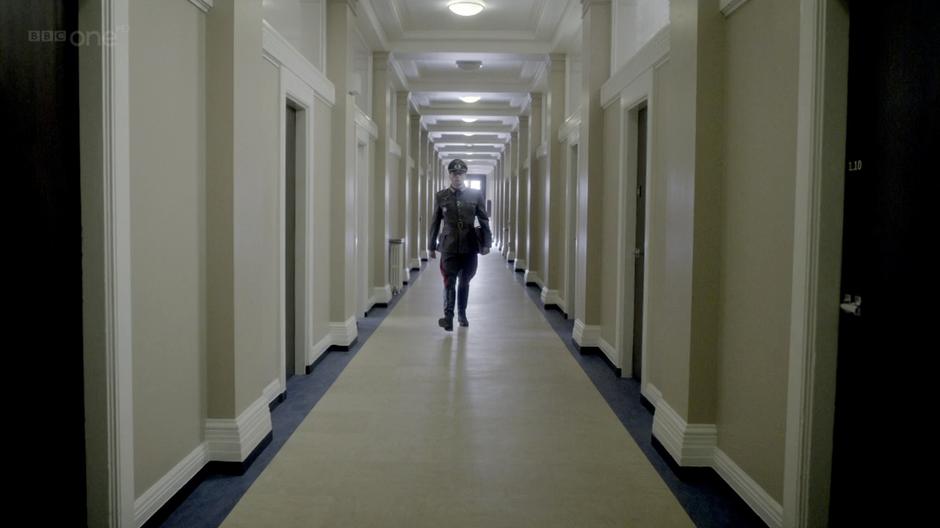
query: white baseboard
408 258 421 270
506 250 516 261
651 398 716 467
134 443 208 526
714 448 783 528
524 270 543 288
309 332 332 367
540 287 560 305
262 378 283 406
513 258 527 271
422 249 432 260
557 295 568 315
373 285 393 304
573 319 600 347
598 337 622 372
641 382 662 407
204 395 272 463
330 316 357 347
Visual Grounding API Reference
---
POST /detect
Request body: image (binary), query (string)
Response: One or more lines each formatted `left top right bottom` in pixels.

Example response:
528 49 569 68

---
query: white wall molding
205 396 272 463
134 443 208 527
506 250 516 261
540 287 561 306
408 258 422 270
187 0 213 13
572 320 600 347
785 1 849 526
598 337 621 372
536 142 549 159
330 316 358 347
355 107 379 139
558 113 582 144
80 0 135 524
715 449 784 528
602 25 670 107
262 20 335 106
642 382 663 408
524 270 543 288
388 138 402 158
720 0 751 17
513 258 527 271
262 378 283 406
310 333 332 369
373 285 393 304
650 398 717 467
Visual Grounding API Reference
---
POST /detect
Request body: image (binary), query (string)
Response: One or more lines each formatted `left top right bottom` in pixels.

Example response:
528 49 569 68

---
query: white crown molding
601 25 670 107
262 21 335 106
356 0 390 50
559 112 581 144
598 337 620 370
720 0 751 17
262 378 283 406
205 396 272 462
714 449 784 528
389 138 402 158
540 286 560 305
330 316 358 347
573 319 600 347
134 443 208 526
187 0 213 13
355 107 379 139
373 285 393 304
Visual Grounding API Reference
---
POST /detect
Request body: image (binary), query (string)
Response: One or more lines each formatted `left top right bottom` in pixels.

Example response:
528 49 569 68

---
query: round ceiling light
461 117 478 123
448 1 486 17
463 133 474 136
460 96 481 103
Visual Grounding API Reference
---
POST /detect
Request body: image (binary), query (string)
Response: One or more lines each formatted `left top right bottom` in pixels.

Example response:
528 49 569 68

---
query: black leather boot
457 311 469 327
457 279 470 327
439 287 456 331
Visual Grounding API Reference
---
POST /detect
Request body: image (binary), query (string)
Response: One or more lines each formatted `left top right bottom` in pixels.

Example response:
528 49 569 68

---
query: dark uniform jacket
429 186 493 254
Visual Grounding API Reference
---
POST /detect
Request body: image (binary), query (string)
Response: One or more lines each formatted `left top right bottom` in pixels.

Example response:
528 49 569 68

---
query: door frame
612 67 655 385
784 0 850 525
79 0 135 525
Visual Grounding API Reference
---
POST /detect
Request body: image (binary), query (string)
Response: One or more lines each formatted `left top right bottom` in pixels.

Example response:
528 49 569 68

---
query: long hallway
222 255 692 527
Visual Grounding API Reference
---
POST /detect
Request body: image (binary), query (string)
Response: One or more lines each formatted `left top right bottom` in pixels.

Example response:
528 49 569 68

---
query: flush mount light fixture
460 96 481 103
463 133 474 136
448 1 486 17
461 117 478 123
456 60 483 71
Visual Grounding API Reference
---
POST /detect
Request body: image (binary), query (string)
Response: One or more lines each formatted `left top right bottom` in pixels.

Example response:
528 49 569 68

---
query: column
526 93 545 286
371 51 391 303
543 53 567 308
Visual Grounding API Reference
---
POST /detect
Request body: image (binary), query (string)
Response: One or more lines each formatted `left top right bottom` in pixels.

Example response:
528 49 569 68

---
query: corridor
221 256 691 527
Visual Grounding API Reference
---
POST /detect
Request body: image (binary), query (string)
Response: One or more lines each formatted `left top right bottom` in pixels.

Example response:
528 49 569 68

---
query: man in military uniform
429 159 493 331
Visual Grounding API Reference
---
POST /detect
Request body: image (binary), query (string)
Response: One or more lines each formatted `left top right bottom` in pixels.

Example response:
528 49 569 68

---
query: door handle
840 294 862 316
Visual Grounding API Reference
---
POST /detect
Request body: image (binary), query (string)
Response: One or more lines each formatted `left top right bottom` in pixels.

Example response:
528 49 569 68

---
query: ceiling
358 0 582 175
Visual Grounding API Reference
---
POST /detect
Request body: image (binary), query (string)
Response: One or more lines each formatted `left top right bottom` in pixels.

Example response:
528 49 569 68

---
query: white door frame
80 0 135 525
784 0 850 525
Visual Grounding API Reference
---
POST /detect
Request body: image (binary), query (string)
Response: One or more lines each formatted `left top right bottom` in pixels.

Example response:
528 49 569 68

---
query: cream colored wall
312 97 333 347
644 1 697 417
233 0 277 412
600 102 621 350
258 58 282 380
129 0 206 495
716 0 800 502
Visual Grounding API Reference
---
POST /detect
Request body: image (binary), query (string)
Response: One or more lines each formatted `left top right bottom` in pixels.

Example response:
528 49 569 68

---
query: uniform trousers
438 252 479 318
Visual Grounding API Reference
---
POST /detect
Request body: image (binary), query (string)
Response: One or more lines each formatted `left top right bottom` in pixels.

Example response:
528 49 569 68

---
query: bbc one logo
28 28 127 46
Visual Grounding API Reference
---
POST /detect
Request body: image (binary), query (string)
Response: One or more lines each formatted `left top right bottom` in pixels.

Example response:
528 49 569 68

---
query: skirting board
713 449 784 528
262 378 283 406
524 270 543 289
573 319 600 347
506 250 516 261
650 398 716 467
204 395 273 463
135 443 208 526
330 316 357 347
373 285 393 304
308 333 332 369
409 258 421 270
513 258 527 271
540 287 560 306
597 337 623 375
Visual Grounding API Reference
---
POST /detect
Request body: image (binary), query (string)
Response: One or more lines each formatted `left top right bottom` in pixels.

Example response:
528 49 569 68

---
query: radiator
389 239 404 294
